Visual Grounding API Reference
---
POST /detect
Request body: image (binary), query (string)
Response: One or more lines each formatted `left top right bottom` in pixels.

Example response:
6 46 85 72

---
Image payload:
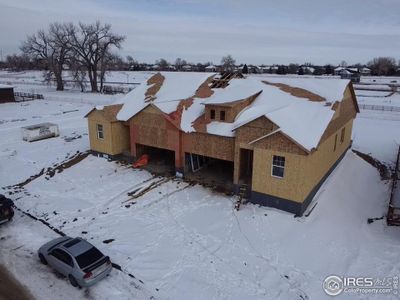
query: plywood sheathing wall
183 132 235 162
129 105 180 152
194 92 261 132
87 105 130 156
318 85 358 145
234 116 308 202
88 113 114 155
262 81 326 102
181 76 236 162
244 87 356 203
111 122 130 155
297 119 354 202
102 104 124 121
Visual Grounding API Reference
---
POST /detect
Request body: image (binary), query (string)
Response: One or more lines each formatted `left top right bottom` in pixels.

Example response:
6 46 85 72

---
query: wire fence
14 92 44 102
359 104 400 112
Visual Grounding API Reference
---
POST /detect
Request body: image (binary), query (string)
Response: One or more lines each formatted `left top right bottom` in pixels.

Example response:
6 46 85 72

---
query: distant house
259 65 269 74
334 67 344 76
182 65 193 72
360 67 371 76
247 65 260 74
300 66 314 75
339 69 360 83
0 85 15 103
205 65 217 72
269 66 279 74
86 72 359 216
166 65 176 71
334 67 361 82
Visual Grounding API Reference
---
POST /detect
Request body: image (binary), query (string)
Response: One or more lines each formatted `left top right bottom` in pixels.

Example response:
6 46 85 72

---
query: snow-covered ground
0 100 91 187
356 91 400 108
1 72 400 299
0 70 153 106
353 110 400 165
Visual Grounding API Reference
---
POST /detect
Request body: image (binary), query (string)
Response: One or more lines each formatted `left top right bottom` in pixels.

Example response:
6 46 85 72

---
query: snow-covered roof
0 84 13 89
334 67 345 71
233 90 335 151
207 122 235 137
348 68 359 72
199 76 349 150
204 78 262 105
114 72 352 152
261 77 350 103
117 72 213 121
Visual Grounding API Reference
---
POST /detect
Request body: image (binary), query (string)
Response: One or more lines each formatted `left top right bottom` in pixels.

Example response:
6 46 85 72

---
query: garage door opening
185 153 234 193
135 144 176 175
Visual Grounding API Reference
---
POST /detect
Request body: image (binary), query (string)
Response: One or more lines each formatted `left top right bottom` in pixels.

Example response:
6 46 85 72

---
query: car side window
50 249 62 260
51 249 74 267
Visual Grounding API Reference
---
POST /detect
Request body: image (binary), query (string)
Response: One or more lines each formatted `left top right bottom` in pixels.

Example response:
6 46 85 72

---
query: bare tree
126 55 134 65
99 53 122 92
175 58 187 71
21 23 72 91
221 55 236 72
68 21 125 92
287 63 299 74
156 58 169 70
368 57 397 76
5 54 33 71
69 57 87 92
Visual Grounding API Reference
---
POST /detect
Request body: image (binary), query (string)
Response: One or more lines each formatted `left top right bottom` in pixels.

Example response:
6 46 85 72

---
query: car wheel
69 275 79 287
39 254 47 265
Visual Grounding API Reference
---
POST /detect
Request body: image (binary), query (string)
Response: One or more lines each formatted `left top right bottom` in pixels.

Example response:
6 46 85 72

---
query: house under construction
86 72 359 215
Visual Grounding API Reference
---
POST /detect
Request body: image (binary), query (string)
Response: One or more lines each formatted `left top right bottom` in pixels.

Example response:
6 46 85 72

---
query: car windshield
75 247 104 269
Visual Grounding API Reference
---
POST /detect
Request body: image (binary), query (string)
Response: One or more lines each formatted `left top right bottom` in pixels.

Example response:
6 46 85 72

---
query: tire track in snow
162 191 279 299
12 205 156 298
231 208 309 299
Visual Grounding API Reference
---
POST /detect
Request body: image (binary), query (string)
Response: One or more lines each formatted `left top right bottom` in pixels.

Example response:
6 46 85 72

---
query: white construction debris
22 123 60 142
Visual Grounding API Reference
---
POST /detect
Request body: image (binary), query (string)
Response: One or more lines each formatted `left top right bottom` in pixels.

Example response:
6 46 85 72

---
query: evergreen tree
242 64 248 74
324 64 333 75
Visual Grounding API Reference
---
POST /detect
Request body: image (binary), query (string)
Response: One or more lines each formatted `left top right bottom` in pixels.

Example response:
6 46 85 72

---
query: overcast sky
0 0 399 65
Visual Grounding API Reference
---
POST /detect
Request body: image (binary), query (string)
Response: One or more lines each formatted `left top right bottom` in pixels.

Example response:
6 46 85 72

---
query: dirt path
0 265 34 300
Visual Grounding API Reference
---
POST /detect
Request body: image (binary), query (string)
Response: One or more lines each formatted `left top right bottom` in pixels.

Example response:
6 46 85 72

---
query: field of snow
1 72 400 299
356 91 400 108
353 110 400 165
0 70 153 85
0 70 153 106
